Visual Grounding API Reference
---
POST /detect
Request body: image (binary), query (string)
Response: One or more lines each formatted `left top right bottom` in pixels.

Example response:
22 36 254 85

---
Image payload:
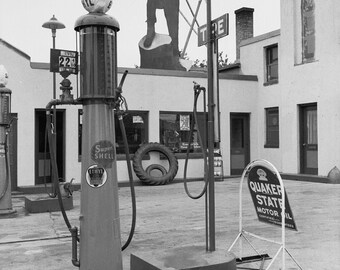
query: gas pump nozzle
114 70 129 112
115 70 128 96
193 81 206 95
60 178 75 198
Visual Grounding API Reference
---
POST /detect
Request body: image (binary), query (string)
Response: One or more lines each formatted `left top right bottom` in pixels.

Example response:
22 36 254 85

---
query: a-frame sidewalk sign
227 159 303 270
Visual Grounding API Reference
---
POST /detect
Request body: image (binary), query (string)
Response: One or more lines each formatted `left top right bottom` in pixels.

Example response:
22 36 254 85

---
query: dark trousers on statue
145 0 180 56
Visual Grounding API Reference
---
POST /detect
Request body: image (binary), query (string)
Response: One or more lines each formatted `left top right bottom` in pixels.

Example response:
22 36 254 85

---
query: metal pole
212 40 220 144
206 0 215 252
51 29 57 186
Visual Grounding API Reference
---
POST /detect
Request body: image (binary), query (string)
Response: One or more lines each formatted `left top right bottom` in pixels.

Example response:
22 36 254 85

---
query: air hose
183 82 209 199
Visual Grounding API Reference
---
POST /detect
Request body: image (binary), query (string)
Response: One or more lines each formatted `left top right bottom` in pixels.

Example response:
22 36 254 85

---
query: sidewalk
0 179 339 270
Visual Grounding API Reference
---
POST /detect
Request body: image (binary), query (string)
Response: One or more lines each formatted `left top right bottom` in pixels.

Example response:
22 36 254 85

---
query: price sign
50 49 78 74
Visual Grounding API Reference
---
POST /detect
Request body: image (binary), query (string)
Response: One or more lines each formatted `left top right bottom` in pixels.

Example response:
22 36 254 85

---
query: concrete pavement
0 178 339 269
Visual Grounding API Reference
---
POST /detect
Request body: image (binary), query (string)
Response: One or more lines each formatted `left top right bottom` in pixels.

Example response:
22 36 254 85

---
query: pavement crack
48 212 62 239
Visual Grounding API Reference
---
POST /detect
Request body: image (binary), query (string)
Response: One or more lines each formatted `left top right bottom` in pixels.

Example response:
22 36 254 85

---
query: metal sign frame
248 164 297 230
198 13 229 47
227 159 303 270
50 49 78 75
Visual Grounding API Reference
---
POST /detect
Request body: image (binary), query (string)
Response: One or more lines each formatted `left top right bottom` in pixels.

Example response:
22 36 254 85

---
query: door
230 113 250 175
35 109 65 185
300 104 318 174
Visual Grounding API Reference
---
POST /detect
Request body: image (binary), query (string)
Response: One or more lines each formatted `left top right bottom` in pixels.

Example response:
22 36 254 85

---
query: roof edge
240 29 280 47
30 62 257 81
0 39 31 60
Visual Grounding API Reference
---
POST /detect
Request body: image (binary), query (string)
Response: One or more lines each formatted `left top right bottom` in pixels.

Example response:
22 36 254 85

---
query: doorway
35 109 65 185
230 113 250 175
300 104 318 175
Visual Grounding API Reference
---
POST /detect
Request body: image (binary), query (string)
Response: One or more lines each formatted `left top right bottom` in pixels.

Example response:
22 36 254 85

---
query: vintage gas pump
75 1 123 269
0 65 16 215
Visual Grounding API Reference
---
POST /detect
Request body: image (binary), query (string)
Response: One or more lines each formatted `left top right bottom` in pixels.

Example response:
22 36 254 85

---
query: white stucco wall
0 40 258 186
116 70 258 181
280 0 340 175
0 44 82 186
234 0 340 176
4 0 339 186
239 31 282 171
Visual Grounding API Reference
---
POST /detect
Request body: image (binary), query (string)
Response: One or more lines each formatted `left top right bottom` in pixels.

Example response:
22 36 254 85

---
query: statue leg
163 0 180 56
144 0 161 48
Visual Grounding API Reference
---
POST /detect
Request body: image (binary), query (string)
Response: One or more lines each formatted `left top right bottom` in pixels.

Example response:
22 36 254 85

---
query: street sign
247 165 297 230
198 13 229 47
50 49 78 74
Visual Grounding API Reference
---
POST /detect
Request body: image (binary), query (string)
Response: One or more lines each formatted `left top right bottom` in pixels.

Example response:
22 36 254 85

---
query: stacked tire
132 143 178 185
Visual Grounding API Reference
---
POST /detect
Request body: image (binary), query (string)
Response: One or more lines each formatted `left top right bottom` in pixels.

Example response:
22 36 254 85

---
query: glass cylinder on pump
78 23 117 100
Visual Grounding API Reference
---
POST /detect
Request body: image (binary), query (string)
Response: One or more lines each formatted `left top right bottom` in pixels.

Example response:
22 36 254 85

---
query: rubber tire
133 143 178 185
146 164 167 176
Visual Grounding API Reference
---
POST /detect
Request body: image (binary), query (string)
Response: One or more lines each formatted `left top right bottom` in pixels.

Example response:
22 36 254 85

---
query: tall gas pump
75 1 123 269
0 65 16 216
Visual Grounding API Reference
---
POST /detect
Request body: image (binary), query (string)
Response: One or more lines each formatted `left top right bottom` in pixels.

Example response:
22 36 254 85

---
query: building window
265 45 278 84
265 107 279 148
302 0 315 62
115 111 148 155
78 110 148 159
160 111 207 156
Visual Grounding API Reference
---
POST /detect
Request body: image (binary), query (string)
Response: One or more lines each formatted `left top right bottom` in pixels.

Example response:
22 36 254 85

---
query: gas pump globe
81 0 113 13
0 65 9 87
0 65 10 126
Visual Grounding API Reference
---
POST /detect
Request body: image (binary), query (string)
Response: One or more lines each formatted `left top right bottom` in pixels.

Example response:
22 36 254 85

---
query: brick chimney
235 7 254 60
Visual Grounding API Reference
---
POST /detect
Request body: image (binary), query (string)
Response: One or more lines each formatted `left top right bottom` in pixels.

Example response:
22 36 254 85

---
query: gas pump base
24 196 73 213
130 245 236 270
0 209 16 216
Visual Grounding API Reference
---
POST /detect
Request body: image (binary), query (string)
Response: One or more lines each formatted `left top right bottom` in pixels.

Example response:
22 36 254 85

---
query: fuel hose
183 83 209 199
118 112 136 251
43 125 57 198
46 109 74 231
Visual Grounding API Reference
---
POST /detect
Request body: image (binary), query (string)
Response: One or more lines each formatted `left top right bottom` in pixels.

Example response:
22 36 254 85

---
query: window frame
159 110 207 159
115 110 149 160
264 107 280 148
264 44 279 85
301 0 315 62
